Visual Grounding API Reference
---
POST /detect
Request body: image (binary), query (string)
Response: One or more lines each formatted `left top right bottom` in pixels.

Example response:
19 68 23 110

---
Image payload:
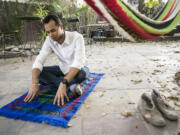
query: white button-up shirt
32 31 87 74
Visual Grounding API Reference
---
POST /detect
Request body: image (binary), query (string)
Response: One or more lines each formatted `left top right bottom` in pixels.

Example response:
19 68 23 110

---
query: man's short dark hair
43 14 62 26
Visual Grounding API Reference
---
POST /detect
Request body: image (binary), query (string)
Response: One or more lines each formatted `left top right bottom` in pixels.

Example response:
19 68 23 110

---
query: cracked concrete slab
0 41 180 135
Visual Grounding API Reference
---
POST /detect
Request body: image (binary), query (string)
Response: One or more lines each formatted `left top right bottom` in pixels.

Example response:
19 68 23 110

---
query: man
24 14 89 106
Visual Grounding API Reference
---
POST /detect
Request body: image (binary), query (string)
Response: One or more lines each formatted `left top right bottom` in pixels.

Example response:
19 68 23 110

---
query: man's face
44 20 63 41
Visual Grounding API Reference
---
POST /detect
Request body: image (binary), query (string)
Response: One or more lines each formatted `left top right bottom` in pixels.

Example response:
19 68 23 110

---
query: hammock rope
85 0 180 41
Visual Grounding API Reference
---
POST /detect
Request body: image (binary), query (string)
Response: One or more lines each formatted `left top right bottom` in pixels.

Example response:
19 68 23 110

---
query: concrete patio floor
0 41 180 135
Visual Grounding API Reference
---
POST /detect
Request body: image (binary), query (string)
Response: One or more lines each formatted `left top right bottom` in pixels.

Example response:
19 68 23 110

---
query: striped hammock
85 0 180 41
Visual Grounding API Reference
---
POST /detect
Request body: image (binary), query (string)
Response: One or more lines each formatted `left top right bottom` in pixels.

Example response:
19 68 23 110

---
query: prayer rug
0 73 104 128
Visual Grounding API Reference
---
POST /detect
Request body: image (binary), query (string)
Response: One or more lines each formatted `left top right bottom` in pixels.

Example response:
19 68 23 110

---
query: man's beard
57 34 63 41
51 34 63 42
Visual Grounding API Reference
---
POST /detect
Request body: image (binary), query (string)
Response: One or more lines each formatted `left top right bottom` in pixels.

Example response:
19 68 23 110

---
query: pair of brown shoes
138 89 178 127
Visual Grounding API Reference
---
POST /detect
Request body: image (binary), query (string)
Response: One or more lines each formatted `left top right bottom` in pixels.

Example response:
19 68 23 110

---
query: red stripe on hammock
84 0 109 23
162 0 176 21
101 0 162 39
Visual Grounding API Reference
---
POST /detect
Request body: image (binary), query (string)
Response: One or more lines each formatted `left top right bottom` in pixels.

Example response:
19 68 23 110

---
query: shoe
137 93 166 127
174 72 180 86
152 89 178 121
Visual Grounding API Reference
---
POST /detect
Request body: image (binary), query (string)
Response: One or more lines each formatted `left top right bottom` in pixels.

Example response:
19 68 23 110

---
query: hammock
85 0 180 41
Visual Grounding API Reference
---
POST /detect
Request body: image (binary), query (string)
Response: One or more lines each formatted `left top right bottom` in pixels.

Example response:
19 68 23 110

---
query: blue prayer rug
0 73 104 128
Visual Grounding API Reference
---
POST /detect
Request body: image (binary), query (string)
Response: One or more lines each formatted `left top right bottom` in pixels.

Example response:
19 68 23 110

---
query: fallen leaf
172 46 177 48
152 69 161 75
19 50 24 53
178 80 180 85
154 69 161 72
157 80 162 84
152 72 156 75
168 96 179 101
126 112 132 116
150 58 159 61
106 101 110 105
85 105 90 109
99 93 104 97
68 123 72 127
161 84 167 89
131 79 143 84
121 112 132 117
128 102 135 104
144 114 151 119
174 101 180 107
157 64 164 67
174 51 180 53
42 121 47 124
174 72 180 79
173 87 178 90
131 71 141 74
101 112 107 116
117 72 123 75
110 45 115 48
13 60 18 63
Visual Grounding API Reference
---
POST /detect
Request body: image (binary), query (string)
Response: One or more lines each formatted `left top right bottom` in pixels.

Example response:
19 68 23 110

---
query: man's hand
24 84 39 102
53 67 79 106
53 83 69 106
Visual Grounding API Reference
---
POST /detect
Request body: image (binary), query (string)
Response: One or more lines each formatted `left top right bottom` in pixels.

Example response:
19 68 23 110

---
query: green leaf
70 5 89 18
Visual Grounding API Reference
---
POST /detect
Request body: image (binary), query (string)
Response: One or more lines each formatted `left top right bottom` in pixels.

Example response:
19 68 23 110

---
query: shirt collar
63 31 70 45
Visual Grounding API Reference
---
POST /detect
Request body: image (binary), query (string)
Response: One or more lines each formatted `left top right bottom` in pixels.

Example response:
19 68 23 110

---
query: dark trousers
38 66 89 89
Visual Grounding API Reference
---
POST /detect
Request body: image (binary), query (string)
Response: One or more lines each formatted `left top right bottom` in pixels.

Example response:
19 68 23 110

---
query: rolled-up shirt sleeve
71 35 86 69
32 37 52 71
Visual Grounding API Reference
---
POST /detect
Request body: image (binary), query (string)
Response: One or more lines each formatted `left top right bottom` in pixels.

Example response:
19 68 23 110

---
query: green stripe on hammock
156 0 175 20
122 0 179 24
117 0 180 34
